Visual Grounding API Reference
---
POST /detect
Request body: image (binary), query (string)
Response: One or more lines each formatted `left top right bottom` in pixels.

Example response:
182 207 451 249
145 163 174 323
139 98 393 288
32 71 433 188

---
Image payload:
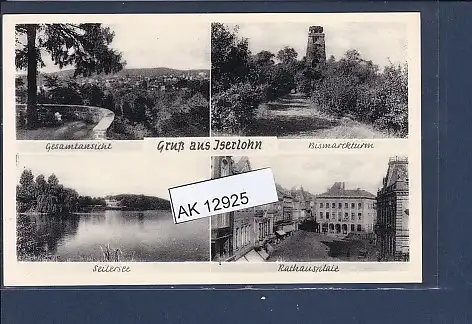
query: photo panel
11 153 211 264
210 154 413 264
13 18 211 141
211 16 413 139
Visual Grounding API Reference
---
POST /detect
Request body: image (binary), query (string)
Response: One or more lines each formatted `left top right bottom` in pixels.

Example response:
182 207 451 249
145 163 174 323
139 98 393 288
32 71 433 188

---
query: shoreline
18 209 172 216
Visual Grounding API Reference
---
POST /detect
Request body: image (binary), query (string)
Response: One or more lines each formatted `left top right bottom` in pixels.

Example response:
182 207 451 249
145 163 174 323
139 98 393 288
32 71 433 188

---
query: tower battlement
309 26 324 34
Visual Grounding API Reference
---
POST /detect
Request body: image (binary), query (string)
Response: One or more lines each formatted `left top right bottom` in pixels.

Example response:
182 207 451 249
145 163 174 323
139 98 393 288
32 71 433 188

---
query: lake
17 210 209 262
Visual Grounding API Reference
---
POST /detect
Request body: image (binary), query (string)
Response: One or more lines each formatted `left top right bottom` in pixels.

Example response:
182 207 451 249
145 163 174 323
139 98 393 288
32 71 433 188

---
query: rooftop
317 182 376 199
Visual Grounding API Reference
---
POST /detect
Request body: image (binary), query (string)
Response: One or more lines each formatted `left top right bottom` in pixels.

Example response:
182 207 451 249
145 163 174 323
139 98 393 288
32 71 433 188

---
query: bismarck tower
306 26 326 69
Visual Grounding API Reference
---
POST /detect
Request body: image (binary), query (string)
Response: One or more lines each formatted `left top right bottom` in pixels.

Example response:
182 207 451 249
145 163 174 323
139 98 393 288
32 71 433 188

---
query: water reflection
17 210 209 262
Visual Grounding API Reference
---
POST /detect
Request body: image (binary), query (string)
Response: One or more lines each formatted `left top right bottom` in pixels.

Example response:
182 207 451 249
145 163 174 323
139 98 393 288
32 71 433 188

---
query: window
358 213 362 220
326 212 330 219
332 203 335 208
351 213 355 221
345 203 348 208
357 224 362 232
320 212 324 219
320 203 323 208
338 203 342 209
351 224 355 232
358 203 362 209
235 228 239 248
344 212 349 220
338 212 342 221
351 203 355 208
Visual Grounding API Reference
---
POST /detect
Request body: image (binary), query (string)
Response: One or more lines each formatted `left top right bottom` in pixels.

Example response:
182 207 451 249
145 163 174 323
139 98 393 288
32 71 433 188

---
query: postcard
3 12 421 286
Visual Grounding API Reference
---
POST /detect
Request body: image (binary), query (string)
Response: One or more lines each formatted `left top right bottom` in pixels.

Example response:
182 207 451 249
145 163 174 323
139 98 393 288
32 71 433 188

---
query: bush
311 51 408 137
211 82 265 134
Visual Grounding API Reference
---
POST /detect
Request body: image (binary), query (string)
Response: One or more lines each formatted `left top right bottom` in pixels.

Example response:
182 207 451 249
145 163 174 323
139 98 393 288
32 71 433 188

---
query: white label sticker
168 168 278 224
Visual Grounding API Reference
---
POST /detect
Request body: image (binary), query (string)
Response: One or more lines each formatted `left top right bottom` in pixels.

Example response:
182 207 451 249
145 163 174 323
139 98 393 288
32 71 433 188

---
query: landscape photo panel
211 20 409 139
15 153 210 262
14 20 210 140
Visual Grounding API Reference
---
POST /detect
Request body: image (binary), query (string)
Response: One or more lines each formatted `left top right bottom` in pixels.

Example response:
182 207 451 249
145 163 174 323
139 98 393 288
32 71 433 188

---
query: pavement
17 121 97 140
268 230 378 262
268 230 342 262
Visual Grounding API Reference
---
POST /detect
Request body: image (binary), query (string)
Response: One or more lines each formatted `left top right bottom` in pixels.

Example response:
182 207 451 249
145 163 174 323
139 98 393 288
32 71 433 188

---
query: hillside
106 194 171 211
16 67 209 80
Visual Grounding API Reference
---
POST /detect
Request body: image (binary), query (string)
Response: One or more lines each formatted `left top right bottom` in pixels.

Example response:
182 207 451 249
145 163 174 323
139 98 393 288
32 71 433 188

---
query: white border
3 13 421 286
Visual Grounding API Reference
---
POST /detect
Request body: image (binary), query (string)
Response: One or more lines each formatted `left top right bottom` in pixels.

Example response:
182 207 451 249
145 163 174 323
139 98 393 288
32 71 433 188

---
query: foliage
17 169 80 214
277 46 298 65
211 23 301 134
15 24 125 75
30 75 210 139
211 23 251 93
211 82 265 134
16 169 107 214
312 50 408 137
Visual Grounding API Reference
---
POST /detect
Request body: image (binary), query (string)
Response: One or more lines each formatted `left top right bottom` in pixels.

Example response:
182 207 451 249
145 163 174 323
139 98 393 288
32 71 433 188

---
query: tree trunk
26 24 38 128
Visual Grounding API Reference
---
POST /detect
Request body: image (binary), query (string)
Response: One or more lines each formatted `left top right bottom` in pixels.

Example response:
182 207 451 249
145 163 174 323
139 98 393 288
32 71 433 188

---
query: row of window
319 202 374 209
319 212 363 221
322 223 363 232
234 225 251 249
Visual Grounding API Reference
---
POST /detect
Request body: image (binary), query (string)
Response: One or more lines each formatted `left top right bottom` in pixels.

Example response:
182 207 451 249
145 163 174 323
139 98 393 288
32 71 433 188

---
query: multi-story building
210 156 234 261
375 157 409 261
211 156 273 262
316 182 377 235
273 185 296 235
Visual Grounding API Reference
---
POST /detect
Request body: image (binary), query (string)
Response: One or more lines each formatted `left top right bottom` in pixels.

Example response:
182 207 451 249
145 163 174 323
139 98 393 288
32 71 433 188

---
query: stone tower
306 26 326 68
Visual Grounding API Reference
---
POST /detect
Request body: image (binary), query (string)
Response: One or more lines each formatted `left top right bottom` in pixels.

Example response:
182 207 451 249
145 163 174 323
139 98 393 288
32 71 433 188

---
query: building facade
211 156 274 262
210 156 234 261
375 157 409 261
316 182 377 235
273 185 297 235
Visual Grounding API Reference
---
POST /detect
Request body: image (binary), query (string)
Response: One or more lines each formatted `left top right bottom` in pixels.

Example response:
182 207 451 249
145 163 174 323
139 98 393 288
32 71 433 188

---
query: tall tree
15 24 125 128
211 23 251 93
276 47 298 65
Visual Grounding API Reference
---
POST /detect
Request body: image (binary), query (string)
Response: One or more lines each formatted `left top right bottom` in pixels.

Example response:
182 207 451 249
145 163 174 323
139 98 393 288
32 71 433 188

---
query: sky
28 22 211 73
16 154 210 199
230 21 408 69
234 154 399 196
18 20 407 74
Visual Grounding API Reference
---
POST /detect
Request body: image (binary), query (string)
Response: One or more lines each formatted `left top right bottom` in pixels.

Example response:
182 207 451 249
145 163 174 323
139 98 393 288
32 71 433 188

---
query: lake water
17 210 209 262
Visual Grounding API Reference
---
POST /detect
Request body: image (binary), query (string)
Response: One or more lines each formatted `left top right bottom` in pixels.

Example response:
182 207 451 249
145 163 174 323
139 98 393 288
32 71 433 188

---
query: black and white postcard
3 13 421 286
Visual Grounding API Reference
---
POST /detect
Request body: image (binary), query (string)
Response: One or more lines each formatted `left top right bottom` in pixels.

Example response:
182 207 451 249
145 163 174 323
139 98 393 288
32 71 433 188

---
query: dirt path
17 121 96 140
247 93 390 138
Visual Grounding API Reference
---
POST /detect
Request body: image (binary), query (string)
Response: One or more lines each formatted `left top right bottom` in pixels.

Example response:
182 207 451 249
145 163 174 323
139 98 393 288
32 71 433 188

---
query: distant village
15 69 210 102
211 156 409 263
72 70 209 92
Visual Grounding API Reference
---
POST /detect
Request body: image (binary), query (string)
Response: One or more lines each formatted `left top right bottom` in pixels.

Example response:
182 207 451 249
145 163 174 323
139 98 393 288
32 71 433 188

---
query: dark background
2 1 471 322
